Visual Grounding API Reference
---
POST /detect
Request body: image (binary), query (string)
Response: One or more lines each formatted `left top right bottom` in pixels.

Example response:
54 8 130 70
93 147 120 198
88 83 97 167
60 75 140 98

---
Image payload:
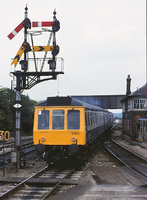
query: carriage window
86 112 90 126
85 112 87 126
38 110 49 130
88 113 91 126
68 110 80 130
90 113 93 125
52 110 64 130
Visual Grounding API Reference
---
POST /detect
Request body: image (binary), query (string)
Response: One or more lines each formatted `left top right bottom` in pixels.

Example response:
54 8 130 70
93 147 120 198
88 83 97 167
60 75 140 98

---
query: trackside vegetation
0 87 37 136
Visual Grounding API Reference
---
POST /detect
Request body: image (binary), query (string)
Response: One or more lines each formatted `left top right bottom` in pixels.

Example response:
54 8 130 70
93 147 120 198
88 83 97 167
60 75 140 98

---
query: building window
134 98 146 109
134 99 139 109
140 99 146 109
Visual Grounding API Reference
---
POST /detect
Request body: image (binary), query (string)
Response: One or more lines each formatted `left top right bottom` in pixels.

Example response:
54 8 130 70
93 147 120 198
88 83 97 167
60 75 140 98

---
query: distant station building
121 75 147 141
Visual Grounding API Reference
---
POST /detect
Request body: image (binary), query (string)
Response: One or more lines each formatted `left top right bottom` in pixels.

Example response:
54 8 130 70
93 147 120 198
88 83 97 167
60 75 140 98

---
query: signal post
8 6 63 170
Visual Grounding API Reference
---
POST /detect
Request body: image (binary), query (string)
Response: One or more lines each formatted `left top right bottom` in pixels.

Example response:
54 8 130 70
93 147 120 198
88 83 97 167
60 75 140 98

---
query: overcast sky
1 0 146 102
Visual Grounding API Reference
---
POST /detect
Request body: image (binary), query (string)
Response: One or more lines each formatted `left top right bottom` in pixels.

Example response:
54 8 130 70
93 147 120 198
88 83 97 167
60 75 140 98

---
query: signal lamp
48 59 56 70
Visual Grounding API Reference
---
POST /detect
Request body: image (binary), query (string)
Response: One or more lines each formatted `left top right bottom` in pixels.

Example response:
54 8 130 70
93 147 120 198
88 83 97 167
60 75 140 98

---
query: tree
0 87 37 136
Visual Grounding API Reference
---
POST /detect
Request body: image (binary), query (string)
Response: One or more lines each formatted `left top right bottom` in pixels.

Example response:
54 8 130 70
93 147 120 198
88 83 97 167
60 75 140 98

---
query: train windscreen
67 110 80 130
38 110 50 130
52 110 65 130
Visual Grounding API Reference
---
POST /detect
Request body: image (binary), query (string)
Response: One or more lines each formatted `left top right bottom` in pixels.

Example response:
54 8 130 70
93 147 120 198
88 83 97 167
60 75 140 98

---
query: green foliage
0 88 37 136
21 94 37 135
0 88 13 131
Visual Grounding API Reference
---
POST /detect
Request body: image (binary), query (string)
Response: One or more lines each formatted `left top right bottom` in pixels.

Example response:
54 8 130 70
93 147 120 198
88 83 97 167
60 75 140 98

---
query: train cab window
68 110 80 130
52 110 64 130
38 110 50 130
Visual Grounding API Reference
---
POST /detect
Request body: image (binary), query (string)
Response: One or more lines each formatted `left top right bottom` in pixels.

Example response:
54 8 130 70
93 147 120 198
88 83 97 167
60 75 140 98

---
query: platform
48 184 147 200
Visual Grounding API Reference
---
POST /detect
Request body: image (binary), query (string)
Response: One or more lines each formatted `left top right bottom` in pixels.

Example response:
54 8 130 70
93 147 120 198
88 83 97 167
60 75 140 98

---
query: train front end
33 105 86 157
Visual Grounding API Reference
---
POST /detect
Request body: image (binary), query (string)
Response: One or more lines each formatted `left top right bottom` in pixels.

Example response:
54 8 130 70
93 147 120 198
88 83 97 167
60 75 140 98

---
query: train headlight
72 137 76 142
41 137 45 142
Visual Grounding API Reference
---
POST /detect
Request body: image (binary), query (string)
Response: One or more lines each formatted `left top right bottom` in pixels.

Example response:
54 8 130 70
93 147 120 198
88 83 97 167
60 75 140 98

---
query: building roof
121 84 146 102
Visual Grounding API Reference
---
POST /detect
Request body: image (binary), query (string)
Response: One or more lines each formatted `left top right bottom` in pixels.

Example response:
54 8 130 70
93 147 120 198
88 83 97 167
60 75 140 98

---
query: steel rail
0 151 11 167
0 142 34 157
0 138 33 149
0 165 48 199
103 140 147 180
111 138 147 162
42 168 75 200
0 143 35 168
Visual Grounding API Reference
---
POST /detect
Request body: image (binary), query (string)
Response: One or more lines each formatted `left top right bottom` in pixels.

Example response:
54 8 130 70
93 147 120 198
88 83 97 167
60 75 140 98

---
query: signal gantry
8 6 63 90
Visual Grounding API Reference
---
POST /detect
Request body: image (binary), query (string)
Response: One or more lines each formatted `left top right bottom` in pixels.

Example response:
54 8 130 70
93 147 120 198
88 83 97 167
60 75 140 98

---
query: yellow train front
33 97 113 163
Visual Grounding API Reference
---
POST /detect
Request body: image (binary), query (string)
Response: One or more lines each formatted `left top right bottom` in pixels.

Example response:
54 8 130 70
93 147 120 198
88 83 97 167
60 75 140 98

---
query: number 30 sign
0 131 10 141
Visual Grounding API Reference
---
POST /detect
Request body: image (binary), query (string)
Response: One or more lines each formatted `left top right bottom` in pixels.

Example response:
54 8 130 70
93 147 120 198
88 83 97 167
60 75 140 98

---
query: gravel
111 123 147 159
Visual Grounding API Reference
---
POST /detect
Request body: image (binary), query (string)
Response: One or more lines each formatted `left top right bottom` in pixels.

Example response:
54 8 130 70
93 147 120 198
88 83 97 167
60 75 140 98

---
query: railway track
0 137 35 168
0 136 33 150
103 138 147 180
0 159 83 199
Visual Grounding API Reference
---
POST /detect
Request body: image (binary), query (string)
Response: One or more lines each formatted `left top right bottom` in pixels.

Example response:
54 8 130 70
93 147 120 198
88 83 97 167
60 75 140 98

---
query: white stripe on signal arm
38 22 42 27
12 30 17 36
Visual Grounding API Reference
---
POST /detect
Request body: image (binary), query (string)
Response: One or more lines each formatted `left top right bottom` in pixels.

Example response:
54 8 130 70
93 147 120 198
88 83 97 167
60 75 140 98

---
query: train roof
37 96 111 113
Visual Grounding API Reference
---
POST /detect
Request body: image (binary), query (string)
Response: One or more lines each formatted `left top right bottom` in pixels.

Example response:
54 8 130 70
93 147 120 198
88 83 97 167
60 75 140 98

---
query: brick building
121 75 147 140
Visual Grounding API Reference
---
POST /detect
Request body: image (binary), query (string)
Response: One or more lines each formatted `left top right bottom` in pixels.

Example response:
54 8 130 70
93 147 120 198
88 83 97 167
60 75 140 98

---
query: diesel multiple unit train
33 96 113 163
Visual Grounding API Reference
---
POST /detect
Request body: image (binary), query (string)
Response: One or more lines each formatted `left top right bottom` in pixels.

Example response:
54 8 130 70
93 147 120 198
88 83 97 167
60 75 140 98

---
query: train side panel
85 110 113 143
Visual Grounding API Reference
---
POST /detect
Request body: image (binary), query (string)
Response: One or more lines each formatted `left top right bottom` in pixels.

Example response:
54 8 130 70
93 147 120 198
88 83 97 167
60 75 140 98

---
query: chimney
126 74 131 95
